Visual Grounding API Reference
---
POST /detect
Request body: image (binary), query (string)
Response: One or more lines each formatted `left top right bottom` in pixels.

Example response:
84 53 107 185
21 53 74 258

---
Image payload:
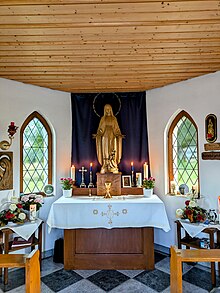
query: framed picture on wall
205 114 217 143
122 175 131 188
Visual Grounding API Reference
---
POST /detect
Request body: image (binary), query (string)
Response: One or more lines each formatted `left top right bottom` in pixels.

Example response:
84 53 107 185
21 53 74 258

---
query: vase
143 188 153 197
63 189 72 198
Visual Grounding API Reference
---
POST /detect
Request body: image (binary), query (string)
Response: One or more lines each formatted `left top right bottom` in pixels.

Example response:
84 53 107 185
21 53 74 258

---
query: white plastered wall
147 71 220 248
0 78 71 251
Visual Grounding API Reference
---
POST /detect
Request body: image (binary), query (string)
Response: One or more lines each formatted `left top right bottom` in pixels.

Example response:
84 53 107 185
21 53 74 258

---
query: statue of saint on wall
0 152 13 190
93 104 124 174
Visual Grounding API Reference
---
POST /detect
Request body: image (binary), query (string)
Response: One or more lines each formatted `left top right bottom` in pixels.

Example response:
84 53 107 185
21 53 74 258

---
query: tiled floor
0 251 219 292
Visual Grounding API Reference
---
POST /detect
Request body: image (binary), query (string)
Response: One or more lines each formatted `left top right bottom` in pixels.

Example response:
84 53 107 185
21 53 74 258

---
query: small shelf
8 236 40 252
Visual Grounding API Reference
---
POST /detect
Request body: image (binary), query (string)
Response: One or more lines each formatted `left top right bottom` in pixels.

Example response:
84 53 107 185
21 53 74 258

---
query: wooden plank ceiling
0 0 220 93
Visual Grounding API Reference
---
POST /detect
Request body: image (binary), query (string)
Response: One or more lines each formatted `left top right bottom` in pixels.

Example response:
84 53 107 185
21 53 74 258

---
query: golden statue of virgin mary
93 104 124 174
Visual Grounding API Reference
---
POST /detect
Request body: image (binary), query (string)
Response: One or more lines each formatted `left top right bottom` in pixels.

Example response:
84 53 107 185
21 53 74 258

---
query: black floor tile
88 270 129 292
41 268 83 292
0 268 25 292
135 269 170 292
183 267 214 292
155 251 168 263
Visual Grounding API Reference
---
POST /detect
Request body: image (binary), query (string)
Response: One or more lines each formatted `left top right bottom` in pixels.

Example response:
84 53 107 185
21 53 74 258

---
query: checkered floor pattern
0 251 219 292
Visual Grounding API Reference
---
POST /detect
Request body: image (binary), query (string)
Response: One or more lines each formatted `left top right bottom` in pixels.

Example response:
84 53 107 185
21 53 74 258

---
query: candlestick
143 162 148 179
79 166 87 188
71 165 75 181
131 162 134 186
88 163 94 188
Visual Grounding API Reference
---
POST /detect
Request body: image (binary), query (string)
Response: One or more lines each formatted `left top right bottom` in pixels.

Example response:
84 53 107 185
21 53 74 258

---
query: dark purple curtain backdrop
71 92 150 187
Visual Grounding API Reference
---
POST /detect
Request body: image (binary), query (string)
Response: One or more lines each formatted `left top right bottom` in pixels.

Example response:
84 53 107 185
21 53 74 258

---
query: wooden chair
170 246 220 293
0 248 40 293
0 221 43 284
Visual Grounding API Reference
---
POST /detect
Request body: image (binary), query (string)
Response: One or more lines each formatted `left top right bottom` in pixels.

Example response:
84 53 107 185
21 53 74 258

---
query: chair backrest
25 249 41 293
0 248 41 293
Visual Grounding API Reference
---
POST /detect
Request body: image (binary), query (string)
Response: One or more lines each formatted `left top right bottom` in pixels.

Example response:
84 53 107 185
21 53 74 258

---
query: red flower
185 209 192 216
197 214 203 222
185 200 190 206
17 203 22 209
5 211 14 219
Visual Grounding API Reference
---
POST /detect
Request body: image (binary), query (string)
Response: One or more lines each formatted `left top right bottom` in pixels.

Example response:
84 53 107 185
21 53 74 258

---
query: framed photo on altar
122 175 131 188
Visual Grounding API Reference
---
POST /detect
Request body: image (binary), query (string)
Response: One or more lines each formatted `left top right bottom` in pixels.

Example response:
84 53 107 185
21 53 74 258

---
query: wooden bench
0 248 40 293
170 246 220 293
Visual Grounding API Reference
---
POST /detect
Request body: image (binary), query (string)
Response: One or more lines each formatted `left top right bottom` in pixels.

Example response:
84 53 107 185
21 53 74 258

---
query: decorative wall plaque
0 152 13 190
205 114 217 143
202 152 220 160
204 143 220 151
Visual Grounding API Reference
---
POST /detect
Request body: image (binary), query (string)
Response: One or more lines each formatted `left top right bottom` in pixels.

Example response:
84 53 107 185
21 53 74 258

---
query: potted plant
143 177 155 197
60 177 74 197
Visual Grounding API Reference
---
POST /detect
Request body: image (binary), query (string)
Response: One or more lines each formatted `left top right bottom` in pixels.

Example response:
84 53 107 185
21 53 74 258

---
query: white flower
18 213 26 220
189 200 196 208
176 208 183 218
9 203 17 211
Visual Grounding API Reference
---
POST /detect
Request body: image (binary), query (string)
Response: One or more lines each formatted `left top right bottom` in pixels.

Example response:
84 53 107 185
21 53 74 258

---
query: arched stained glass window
168 111 199 194
20 112 52 193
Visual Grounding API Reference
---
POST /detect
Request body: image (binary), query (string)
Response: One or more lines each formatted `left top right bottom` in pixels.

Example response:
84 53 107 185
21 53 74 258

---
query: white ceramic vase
143 188 153 197
63 189 72 198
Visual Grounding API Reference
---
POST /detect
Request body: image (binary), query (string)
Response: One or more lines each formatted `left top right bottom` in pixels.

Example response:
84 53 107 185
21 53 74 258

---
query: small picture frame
44 184 54 196
122 175 131 188
205 114 217 143
136 172 142 187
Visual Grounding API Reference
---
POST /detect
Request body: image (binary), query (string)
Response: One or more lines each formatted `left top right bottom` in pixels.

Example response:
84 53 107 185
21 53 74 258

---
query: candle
171 181 175 187
10 121 15 126
71 165 75 181
218 196 220 222
170 181 176 194
143 162 148 179
131 161 134 171
90 162 93 172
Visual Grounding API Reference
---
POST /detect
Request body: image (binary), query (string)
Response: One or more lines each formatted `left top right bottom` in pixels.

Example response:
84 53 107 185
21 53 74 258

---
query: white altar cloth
0 219 42 240
47 194 170 231
179 219 220 238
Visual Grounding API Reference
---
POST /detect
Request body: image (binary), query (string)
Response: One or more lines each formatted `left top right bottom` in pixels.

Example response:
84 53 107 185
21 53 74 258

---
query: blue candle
90 163 93 172
131 162 134 171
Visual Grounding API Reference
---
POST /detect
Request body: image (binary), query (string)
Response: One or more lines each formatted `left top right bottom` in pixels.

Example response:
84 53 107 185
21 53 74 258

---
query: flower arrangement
176 200 207 223
143 177 155 189
20 194 44 211
60 177 74 190
0 203 26 226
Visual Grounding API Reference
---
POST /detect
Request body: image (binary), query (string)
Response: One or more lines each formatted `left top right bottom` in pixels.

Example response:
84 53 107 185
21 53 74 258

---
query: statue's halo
93 93 121 117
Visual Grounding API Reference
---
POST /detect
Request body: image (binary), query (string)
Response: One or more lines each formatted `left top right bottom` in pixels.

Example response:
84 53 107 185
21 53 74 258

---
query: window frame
168 110 199 194
20 111 52 193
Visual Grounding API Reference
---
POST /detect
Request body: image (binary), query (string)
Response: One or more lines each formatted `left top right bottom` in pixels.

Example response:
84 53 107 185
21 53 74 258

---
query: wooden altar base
64 227 154 270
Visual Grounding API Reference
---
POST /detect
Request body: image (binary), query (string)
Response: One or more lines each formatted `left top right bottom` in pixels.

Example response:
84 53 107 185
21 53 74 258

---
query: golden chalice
104 182 112 199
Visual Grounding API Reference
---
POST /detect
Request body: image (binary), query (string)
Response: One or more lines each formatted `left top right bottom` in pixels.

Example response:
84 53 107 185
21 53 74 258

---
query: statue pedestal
97 173 121 196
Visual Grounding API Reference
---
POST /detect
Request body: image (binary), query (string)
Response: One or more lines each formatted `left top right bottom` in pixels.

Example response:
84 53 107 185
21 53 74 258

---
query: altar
47 194 170 270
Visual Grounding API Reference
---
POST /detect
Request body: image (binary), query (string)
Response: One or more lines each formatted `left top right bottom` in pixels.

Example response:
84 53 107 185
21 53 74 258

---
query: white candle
143 162 148 179
171 181 175 187
71 165 75 181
